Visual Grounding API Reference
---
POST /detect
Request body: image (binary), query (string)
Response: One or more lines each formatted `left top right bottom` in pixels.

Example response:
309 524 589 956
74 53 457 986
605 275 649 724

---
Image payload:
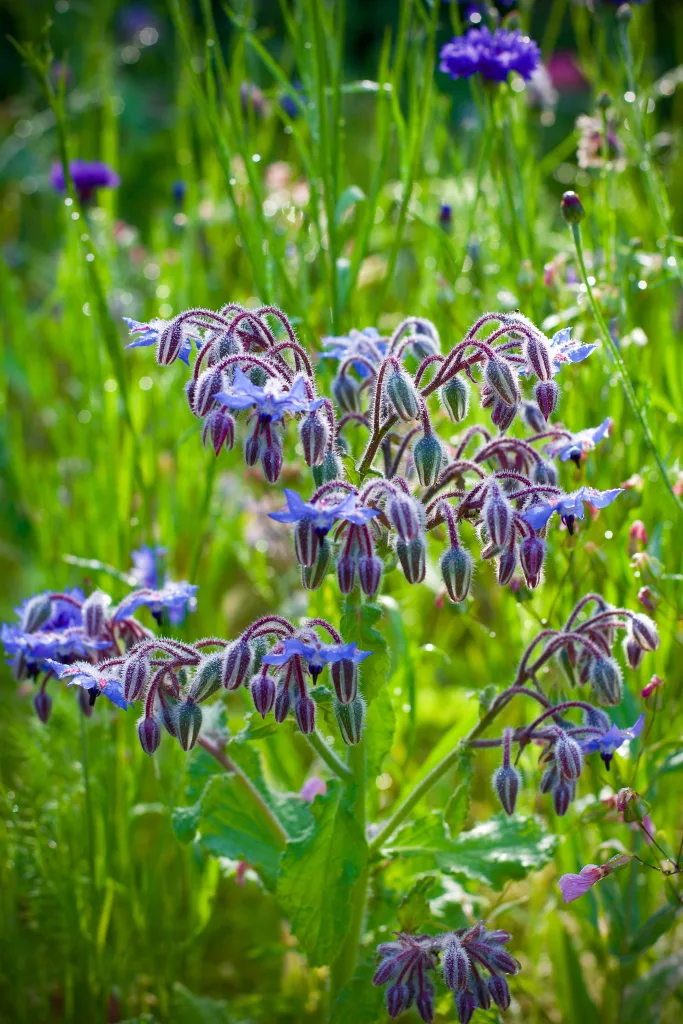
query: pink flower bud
641 674 664 700
637 586 658 613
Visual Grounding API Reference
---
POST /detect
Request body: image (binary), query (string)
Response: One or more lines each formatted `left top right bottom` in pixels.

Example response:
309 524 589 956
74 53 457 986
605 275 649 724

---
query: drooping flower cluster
373 923 520 1023
439 27 541 84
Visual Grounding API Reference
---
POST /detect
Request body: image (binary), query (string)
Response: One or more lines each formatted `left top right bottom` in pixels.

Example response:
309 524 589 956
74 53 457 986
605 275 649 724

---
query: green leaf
478 684 498 717
330 957 384 1024
172 803 201 845
335 185 366 225
627 903 681 956
277 780 368 966
171 983 234 1024
340 601 389 703
622 955 683 1024
397 874 437 931
444 750 474 839
365 685 396 780
383 812 557 890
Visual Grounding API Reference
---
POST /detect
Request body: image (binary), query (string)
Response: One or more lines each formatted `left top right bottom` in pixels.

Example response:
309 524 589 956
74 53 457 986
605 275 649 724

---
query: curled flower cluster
373 923 520 1023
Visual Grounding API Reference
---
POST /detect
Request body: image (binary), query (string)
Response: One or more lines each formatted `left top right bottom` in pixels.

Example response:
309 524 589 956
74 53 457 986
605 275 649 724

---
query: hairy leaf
397 874 438 931
365 685 396 780
340 601 389 702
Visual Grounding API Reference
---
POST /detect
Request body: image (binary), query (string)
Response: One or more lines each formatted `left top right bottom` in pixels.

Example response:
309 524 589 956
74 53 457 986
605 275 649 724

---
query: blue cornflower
113 581 198 623
269 489 381 535
131 545 166 590
46 660 131 710
545 418 612 464
123 318 201 366
215 368 323 422
262 637 370 680
49 160 120 201
522 486 623 534
320 327 388 378
439 27 541 84
581 713 645 769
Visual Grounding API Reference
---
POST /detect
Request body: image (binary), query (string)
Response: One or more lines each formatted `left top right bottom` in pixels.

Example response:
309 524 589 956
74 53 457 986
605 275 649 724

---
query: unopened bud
637 586 657 612
396 537 426 584
488 975 511 1011
251 672 276 717
274 679 291 723
386 369 420 421
33 689 52 724
441 376 470 422
302 540 331 590
387 493 422 541
21 594 53 633
533 459 558 487
194 367 224 417
441 545 473 603
177 699 202 750
332 374 359 414
156 319 185 365
441 936 470 992
455 991 476 1024
416 983 435 1023
331 659 358 704
534 379 559 421
123 651 150 702
138 715 161 755
294 519 320 567
522 400 547 434
552 778 574 816
630 613 659 652
560 190 584 226
82 591 108 639
484 483 512 547
555 733 583 781
583 705 611 731
493 764 521 815
491 398 518 432
202 410 235 454
312 449 344 487
519 534 545 589
358 555 382 598
337 554 357 594
386 983 411 1018
158 686 179 736
295 694 316 735
222 640 252 690
300 410 329 467
484 356 520 408
244 427 261 466
623 632 644 669
334 693 365 745
497 547 517 586
261 440 283 483
629 520 648 551
641 674 664 700
524 335 552 381
192 653 223 702
413 434 443 487
590 656 623 706
616 787 649 824
540 764 559 794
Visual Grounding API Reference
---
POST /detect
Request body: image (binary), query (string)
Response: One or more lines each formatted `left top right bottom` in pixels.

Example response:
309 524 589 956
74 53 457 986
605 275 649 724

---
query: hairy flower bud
441 376 470 422
560 190 585 225
488 974 511 1011
261 440 283 483
192 653 223 703
583 705 611 731
82 591 108 639
441 546 474 603
386 983 411 1018
484 484 512 548
295 694 316 735
523 334 552 381
251 672 276 718
312 449 344 488
484 355 520 408
441 936 470 992
497 547 517 586
294 519 320 567
522 400 546 434
158 687 179 737
413 434 443 487
222 640 252 691
623 632 644 669
387 493 422 541
244 427 261 467
177 698 202 751
493 764 521 815
491 398 518 432
540 763 559 794
194 367 224 417
552 778 574 816
337 555 357 594
274 679 291 723
416 980 435 1022
555 734 584 781
386 369 420 421
21 594 53 633
156 319 185 365
300 410 329 467
331 659 358 705
138 715 161 756
533 459 558 487
33 689 52 724
122 651 151 702
202 410 235 454
358 555 383 598
332 374 360 414
455 991 476 1024
302 540 331 590
630 613 659 652
334 693 366 745
396 537 426 584
534 379 559 421
590 656 623 706
519 534 545 589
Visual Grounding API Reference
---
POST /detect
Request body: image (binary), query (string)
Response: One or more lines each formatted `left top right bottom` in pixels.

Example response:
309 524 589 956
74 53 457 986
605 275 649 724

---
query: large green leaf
277 780 368 966
383 812 557 890
397 874 438 932
365 685 396 780
340 601 389 702
444 750 474 839
330 957 384 1024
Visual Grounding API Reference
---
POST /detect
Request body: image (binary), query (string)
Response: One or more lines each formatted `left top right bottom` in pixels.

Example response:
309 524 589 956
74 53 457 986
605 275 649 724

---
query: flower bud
192 653 223 703
332 374 359 414
302 540 331 590
386 983 411 1018
413 434 443 487
386 369 420 421
623 632 644 669
274 679 291 723
637 586 657 613
455 991 476 1024
222 640 252 691
334 693 365 745
177 699 202 751
185 378 196 411
387 493 422 541
441 546 473 603
480 383 495 410
491 398 518 431
616 787 649 824
331 659 358 705
312 449 344 487
523 335 552 381
244 427 261 466
416 981 435 1022
194 367 224 417
358 555 383 598
261 441 283 483
251 672 276 718
629 519 648 550
552 778 574 816
337 555 357 594
493 764 521 815
300 411 329 467
396 537 426 584
522 400 546 433
158 686 179 736
138 715 161 755
21 594 53 633
497 546 517 586
295 694 316 735
641 674 664 700
156 319 185 365
540 763 559 794
630 613 659 652
294 519 320 567
484 484 512 548
33 689 52 724
202 410 235 454
561 190 584 225
488 975 511 1011
519 534 545 589
484 356 520 408
122 651 151 702
583 705 611 731
590 656 623 706
441 936 470 992
441 376 470 422
534 379 559 421
533 459 558 487
472 971 491 1011
555 734 583 781
82 591 108 639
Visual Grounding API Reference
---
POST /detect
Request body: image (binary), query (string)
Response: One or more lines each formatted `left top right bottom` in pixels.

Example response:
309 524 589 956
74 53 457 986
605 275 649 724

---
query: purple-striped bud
583 705 611 731
497 547 517 586
138 715 161 755
386 983 411 1018
623 632 644 669
472 971 491 1011
177 699 202 751
441 546 473 603
261 441 283 483
480 384 495 410
523 335 552 381
491 398 518 431
358 555 383 598
194 367 224 417
441 376 470 422
192 653 223 703
82 591 108 639
332 374 360 414
552 778 574 816
185 378 196 411
302 541 331 590
274 680 291 723
300 410 329 467
493 765 521 815
244 427 261 466
534 379 559 421
416 979 435 1022
337 555 357 594
484 484 512 548
630 614 659 652
33 689 52 724
413 434 443 487
540 763 559 794
158 687 179 737
122 651 151 702
590 656 623 706
295 519 320 567
555 734 583 781
519 534 545 589
251 672 276 718
488 975 511 1011
484 356 520 408
295 695 316 735
396 537 426 584
221 640 252 690
386 369 420 421
455 991 476 1024
441 936 470 992
331 659 358 704
156 319 185 365
522 400 546 434
202 410 235 454
21 594 53 633
533 459 558 487
335 694 365 745
387 493 422 541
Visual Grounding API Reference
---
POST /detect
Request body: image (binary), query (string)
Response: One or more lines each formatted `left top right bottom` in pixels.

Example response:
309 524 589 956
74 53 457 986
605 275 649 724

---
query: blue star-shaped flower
46 660 131 710
545 418 612 464
546 327 597 377
268 489 381 535
522 486 623 534
320 327 388 377
262 638 371 680
581 713 645 769
123 318 201 366
215 369 323 422
113 581 198 623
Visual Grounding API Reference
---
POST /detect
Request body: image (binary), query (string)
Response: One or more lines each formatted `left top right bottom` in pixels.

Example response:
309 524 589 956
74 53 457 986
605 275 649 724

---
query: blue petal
522 504 556 530
580 487 624 510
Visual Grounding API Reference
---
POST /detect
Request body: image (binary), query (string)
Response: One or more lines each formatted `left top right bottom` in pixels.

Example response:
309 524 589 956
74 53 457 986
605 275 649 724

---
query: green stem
570 222 682 515
306 731 354 781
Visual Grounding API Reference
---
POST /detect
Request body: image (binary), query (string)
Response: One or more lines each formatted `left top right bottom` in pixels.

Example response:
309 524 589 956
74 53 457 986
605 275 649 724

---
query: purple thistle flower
544 418 612 464
215 368 322 422
439 27 541 84
521 486 624 534
113 581 198 623
49 160 120 202
123 317 201 366
320 327 388 377
580 713 645 768
46 659 131 710
268 488 381 534
262 638 371 680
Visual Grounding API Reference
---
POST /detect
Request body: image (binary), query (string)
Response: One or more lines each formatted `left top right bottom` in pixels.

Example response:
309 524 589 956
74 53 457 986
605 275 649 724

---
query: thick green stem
571 223 682 515
306 731 354 781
